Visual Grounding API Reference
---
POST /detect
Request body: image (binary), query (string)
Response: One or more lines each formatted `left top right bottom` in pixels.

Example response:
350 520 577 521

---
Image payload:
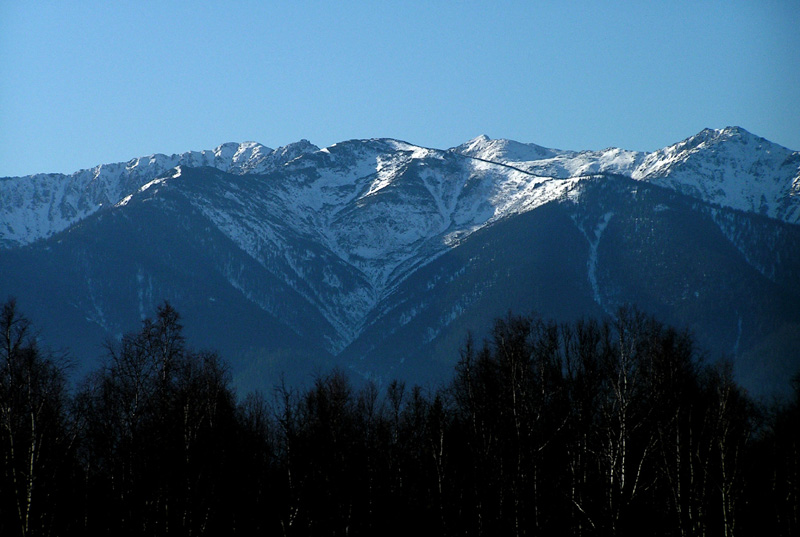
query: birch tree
0 299 72 537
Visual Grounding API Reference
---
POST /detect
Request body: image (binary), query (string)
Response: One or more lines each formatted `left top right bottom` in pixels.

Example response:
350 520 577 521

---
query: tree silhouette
1 299 792 536
0 299 74 537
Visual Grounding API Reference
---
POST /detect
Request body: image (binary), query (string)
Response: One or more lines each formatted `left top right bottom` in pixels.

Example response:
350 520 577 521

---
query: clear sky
1 1 798 177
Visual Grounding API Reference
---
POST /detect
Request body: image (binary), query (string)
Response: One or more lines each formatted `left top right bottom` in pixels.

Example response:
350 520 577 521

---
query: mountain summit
1 128 798 396
631 127 800 222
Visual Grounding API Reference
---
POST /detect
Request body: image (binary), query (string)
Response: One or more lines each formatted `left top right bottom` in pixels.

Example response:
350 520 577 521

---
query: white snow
3 128 797 353
572 211 614 312
631 127 800 223
0 140 327 248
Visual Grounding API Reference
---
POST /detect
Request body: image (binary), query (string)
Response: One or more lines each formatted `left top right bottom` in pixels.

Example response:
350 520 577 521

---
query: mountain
631 127 800 222
456 127 800 223
1 127 798 397
0 139 319 249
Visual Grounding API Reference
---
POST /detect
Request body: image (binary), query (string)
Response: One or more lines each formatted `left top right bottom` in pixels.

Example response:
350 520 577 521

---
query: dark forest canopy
1 299 798 536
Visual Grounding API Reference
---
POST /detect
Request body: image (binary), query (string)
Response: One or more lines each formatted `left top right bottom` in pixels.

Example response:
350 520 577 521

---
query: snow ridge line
452 152 541 177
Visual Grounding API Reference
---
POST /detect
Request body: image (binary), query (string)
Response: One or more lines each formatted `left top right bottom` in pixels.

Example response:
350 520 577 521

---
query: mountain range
1 126 798 397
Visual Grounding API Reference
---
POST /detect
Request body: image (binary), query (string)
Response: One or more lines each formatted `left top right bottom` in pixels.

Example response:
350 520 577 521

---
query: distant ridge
1 127 798 397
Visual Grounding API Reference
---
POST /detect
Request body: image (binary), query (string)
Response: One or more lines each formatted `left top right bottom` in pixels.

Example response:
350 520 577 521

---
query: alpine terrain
1 126 799 396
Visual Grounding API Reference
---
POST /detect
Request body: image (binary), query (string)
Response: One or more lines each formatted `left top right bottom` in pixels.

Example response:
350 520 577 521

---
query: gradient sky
1 1 798 177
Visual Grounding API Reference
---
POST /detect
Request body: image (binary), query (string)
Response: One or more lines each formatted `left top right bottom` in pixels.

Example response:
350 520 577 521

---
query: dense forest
1 298 798 536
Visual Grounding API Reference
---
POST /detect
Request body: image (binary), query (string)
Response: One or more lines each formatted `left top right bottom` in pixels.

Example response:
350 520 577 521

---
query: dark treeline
1 299 798 536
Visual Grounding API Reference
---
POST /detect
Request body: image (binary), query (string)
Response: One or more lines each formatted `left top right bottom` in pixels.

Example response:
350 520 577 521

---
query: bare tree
0 299 72 537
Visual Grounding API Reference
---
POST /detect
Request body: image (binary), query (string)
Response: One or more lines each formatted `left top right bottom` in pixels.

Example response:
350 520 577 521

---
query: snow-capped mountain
453 134 646 178
1 127 798 396
453 127 800 224
0 139 319 248
99 138 580 351
631 127 800 223
3 126 797 252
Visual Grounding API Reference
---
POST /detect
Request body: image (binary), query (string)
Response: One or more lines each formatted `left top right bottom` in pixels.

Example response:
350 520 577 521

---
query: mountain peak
263 139 321 168
453 135 557 163
721 125 747 135
470 134 492 144
454 134 492 153
632 126 799 222
687 126 775 150
2 128 798 253
214 141 241 151
280 139 319 154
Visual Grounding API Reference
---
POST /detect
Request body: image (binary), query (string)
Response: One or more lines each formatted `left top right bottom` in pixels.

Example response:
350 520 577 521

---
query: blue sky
1 1 798 177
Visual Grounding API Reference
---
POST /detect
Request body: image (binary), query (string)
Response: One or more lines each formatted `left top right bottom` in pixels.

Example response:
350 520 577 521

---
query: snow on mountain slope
140 138 576 349
3 126 797 276
453 129 800 225
0 140 319 248
177 138 574 292
452 134 559 162
631 127 800 223
453 135 646 179
2 129 799 396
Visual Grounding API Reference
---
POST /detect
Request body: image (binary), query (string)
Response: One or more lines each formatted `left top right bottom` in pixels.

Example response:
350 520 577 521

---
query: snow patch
573 211 614 313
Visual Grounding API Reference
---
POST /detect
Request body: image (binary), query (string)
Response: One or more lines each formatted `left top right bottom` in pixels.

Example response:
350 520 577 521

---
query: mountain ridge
2 127 799 396
3 126 797 253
